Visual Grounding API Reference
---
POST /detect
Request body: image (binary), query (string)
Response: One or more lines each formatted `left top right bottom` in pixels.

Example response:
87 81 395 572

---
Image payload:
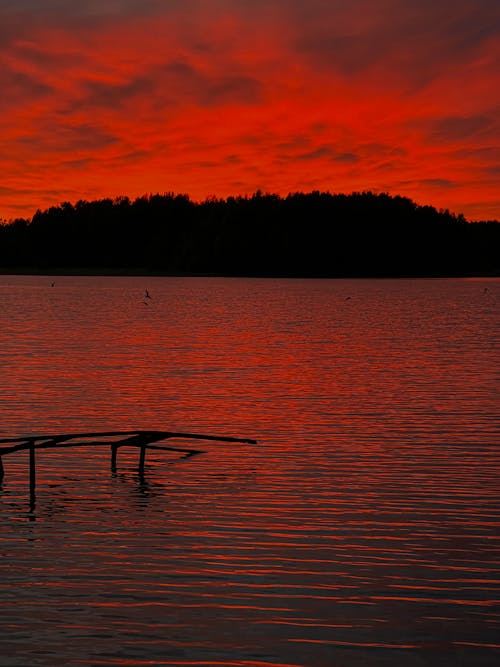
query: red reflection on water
1 277 499 666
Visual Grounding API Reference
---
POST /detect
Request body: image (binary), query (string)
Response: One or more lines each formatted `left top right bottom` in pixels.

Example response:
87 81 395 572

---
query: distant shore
2 192 499 277
1 267 498 278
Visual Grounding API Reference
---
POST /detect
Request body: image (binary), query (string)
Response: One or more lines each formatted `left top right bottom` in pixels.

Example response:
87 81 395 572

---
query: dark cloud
0 185 69 198
420 178 456 189
289 0 500 86
0 69 53 111
2 1 498 92
293 147 360 163
77 60 263 112
297 146 334 161
274 140 404 169
0 185 35 195
483 164 500 176
359 143 407 158
8 40 86 70
0 1 180 46
17 122 118 153
453 146 500 162
333 152 359 163
277 136 314 152
82 77 154 110
59 158 93 170
158 61 263 107
202 75 262 106
455 199 500 221
426 114 497 142
0 0 171 19
106 149 156 166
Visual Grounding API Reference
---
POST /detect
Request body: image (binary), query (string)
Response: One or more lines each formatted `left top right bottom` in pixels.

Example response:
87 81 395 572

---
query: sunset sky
1 0 499 221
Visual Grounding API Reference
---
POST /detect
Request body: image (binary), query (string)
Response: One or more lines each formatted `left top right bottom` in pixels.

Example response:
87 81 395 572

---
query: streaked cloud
427 115 498 142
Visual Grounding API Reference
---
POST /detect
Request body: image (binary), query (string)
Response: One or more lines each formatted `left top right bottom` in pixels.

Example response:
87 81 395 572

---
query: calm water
0 276 499 667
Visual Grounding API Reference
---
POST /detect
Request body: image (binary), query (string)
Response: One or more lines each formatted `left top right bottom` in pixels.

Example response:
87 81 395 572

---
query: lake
0 276 499 667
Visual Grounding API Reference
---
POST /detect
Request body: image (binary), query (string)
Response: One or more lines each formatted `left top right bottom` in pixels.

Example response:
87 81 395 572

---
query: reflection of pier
0 430 257 506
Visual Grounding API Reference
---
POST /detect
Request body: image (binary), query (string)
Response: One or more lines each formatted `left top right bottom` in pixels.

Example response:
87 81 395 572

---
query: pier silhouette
0 430 257 507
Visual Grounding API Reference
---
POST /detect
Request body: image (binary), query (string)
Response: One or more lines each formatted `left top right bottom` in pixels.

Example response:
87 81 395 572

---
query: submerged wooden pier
0 430 257 503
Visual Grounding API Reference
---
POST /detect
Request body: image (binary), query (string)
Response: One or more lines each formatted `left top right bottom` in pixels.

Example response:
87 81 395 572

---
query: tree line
0 191 498 276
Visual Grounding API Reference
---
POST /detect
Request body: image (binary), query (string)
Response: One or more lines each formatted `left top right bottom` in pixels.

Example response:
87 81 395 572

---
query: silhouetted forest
1 191 498 276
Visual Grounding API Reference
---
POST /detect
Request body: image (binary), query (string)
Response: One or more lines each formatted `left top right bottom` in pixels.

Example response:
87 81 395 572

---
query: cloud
333 152 359 164
73 60 263 114
289 0 500 87
420 178 456 189
158 62 263 107
0 0 170 19
16 122 119 155
453 146 500 163
80 76 154 110
483 164 500 175
428 115 497 142
0 0 498 220
290 147 361 164
296 146 334 161
0 69 53 111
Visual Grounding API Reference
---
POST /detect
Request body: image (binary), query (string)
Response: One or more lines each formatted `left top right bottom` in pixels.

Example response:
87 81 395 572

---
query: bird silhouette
145 289 152 299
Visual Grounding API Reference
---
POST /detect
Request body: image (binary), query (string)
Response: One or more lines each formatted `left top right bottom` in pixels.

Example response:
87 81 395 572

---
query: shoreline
0 268 498 279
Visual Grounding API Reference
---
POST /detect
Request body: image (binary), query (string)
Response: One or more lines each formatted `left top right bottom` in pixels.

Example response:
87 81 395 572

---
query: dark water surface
0 276 499 666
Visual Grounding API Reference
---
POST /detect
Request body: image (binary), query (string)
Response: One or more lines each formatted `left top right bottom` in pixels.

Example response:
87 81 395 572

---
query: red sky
1 0 499 221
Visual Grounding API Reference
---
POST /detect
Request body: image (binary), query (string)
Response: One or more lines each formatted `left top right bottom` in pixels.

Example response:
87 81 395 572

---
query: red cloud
0 1 499 220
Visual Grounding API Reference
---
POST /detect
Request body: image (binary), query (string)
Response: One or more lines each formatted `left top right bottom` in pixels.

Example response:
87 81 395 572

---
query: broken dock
0 430 257 503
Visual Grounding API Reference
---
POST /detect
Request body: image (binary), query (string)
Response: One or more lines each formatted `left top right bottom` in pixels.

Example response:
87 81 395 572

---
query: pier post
0 456 4 480
29 443 36 504
138 446 146 475
111 445 118 472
